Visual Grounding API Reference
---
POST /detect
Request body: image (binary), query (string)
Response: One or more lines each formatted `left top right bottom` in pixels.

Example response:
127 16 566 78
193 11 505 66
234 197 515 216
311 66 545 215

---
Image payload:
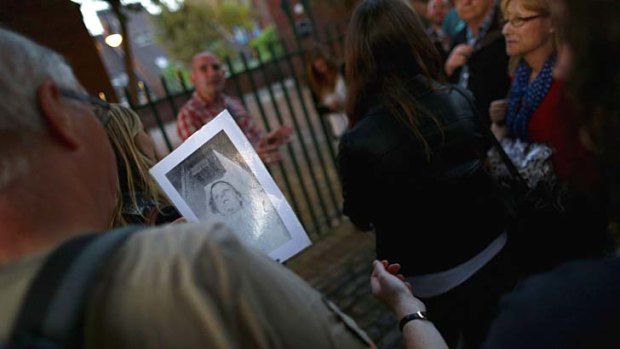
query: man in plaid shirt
177 51 292 164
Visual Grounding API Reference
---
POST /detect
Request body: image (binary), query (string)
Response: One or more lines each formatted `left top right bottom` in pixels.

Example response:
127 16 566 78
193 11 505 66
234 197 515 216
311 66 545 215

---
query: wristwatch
398 311 428 332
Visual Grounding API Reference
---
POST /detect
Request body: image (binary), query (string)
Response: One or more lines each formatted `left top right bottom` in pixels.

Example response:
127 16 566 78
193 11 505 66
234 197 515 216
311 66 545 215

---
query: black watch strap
398 311 428 332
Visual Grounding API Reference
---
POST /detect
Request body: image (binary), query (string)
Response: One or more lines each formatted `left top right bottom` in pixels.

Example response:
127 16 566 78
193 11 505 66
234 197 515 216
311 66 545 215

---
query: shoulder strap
451 84 529 190
7 225 143 349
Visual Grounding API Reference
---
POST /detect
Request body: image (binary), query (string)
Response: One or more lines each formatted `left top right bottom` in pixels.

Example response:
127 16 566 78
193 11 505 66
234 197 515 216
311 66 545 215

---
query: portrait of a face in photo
208 180 244 216
202 149 292 255
165 131 291 255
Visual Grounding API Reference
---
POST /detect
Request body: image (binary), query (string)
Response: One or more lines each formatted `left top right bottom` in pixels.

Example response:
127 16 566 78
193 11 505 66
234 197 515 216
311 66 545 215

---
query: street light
104 33 123 48
299 0 318 41
280 0 317 41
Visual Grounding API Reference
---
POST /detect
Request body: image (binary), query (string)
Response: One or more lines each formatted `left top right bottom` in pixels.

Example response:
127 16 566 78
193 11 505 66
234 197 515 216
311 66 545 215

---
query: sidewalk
285 221 404 349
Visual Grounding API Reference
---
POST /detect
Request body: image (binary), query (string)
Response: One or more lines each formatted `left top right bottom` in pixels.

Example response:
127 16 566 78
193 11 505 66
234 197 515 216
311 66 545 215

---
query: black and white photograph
150 110 311 262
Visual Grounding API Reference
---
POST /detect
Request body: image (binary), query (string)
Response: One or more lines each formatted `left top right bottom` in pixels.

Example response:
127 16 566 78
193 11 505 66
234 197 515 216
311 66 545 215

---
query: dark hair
562 0 620 134
306 44 340 96
345 0 442 156
561 0 620 224
208 180 243 215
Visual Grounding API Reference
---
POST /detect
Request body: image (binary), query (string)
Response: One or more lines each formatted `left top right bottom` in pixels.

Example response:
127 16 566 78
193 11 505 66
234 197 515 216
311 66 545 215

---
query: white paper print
150 110 311 262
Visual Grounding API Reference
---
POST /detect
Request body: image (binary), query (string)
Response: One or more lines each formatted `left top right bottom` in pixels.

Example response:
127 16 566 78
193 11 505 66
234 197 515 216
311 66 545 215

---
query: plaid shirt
176 92 263 144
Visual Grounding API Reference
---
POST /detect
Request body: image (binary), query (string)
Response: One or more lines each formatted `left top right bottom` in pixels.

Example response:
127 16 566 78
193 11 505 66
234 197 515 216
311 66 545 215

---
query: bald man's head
190 51 226 101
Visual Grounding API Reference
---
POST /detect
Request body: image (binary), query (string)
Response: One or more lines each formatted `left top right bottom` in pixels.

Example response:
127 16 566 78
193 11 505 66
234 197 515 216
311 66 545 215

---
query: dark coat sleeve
481 258 620 349
337 138 373 231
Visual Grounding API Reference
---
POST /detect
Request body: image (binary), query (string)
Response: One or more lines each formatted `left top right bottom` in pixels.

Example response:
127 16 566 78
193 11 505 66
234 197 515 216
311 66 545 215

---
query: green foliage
220 1 253 29
152 0 255 67
249 25 284 62
160 65 190 94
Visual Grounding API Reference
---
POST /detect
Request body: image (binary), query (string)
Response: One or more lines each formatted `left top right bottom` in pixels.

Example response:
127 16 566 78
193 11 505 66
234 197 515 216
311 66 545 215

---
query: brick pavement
285 220 404 349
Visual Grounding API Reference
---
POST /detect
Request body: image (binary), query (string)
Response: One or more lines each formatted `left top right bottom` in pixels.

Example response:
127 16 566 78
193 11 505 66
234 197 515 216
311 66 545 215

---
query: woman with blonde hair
490 0 571 175
105 104 181 227
489 0 610 275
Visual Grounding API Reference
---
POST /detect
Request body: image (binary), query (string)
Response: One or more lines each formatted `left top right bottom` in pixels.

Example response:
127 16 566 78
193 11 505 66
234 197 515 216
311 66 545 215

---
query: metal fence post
239 52 320 233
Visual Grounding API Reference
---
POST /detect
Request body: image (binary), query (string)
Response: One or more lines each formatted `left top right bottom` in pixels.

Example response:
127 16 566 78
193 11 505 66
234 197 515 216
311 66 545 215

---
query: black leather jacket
338 78 508 276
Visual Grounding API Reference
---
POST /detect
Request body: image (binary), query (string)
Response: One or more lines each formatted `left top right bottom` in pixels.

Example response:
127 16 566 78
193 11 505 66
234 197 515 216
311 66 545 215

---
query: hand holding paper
256 125 293 164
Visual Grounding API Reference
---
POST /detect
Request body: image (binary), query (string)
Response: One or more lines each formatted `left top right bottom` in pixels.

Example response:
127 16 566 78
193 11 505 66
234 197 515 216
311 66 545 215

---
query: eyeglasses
501 14 546 28
59 88 111 126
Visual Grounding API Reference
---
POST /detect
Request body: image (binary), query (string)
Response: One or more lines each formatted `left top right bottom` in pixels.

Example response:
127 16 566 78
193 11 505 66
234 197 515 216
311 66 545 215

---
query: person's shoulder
496 258 620 316
115 222 302 287
124 223 241 260
340 101 411 161
178 93 205 115
223 94 244 108
421 81 477 120
340 103 385 144
516 257 620 300
89 223 373 349
85 223 261 347
434 82 471 102
223 94 251 118
483 257 620 348
97 223 246 283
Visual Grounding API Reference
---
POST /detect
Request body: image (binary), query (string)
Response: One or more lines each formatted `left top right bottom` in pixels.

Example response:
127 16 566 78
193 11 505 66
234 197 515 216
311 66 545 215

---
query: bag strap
7 225 144 349
451 85 529 190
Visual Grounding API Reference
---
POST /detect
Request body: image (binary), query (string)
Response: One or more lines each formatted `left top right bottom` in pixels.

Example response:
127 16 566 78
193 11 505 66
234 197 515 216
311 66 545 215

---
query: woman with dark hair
338 0 516 347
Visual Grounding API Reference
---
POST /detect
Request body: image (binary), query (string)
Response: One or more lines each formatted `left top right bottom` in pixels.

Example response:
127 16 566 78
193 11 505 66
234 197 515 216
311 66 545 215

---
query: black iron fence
125 26 347 241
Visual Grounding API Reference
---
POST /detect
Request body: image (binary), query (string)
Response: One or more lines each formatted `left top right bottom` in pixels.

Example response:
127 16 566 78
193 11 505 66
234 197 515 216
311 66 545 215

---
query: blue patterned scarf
506 55 556 141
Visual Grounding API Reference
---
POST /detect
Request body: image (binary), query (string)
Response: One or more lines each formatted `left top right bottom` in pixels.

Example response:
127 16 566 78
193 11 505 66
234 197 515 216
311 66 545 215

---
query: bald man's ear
37 79 80 149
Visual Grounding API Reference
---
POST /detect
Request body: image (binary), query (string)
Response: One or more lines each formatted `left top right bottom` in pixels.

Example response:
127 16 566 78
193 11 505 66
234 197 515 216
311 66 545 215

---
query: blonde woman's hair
105 104 169 227
501 0 551 17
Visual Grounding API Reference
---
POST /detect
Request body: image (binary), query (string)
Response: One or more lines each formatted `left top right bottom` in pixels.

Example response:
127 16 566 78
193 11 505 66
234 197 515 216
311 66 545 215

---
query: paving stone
286 220 404 348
